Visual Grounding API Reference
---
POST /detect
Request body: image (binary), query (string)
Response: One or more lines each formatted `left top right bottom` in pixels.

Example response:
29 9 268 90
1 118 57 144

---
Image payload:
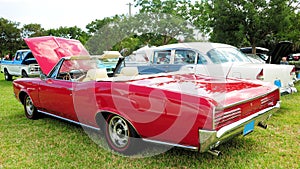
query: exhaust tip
207 149 221 156
258 122 268 129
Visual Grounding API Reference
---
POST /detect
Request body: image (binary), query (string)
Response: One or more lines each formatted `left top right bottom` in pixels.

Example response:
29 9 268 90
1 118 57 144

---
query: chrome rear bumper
199 101 280 153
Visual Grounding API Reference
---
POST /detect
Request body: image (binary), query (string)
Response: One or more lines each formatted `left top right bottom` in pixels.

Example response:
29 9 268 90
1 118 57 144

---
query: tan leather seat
119 67 139 76
82 68 108 82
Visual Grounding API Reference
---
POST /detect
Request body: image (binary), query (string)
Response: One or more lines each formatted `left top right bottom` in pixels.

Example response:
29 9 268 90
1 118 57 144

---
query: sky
0 0 139 30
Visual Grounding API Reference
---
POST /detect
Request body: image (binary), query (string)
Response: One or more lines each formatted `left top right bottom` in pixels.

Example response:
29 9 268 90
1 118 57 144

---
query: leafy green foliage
45 26 89 44
0 17 22 57
85 13 194 55
21 23 46 38
190 0 299 52
86 15 122 35
0 0 299 56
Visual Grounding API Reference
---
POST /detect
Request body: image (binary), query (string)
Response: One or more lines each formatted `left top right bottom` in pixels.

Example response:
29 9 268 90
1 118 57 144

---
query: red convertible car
13 36 280 156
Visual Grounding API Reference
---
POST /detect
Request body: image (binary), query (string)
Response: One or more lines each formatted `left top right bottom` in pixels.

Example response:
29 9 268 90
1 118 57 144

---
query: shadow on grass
14 111 273 168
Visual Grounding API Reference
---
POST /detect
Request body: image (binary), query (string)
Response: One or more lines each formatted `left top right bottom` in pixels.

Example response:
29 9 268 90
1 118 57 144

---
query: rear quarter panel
98 82 215 146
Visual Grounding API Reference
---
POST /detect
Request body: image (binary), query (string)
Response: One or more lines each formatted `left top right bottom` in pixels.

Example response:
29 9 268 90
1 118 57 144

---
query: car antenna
225 62 234 80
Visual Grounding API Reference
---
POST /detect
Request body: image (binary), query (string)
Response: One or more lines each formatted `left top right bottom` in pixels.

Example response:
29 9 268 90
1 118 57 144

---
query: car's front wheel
104 114 141 155
24 95 39 119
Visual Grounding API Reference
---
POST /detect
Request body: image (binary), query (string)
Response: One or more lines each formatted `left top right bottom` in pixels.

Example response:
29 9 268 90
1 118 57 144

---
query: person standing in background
280 56 289 65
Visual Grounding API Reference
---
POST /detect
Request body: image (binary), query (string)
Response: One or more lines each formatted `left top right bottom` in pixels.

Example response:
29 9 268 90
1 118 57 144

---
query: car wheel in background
21 70 28 78
4 69 12 81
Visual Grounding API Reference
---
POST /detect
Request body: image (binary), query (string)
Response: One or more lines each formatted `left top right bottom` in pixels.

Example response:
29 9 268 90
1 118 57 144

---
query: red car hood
128 73 278 107
25 36 89 75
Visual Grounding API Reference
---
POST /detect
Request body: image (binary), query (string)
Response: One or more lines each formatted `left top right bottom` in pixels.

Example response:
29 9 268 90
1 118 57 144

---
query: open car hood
267 41 292 64
25 36 89 75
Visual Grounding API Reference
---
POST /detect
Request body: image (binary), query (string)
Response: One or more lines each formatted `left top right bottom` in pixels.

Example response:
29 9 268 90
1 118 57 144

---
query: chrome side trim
37 110 100 131
142 138 198 151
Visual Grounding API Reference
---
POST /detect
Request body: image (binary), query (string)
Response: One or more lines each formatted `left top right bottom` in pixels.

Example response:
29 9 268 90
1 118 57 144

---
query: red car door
38 78 78 121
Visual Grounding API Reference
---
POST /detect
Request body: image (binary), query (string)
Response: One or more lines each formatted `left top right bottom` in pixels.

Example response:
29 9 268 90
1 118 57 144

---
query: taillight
256 69 264 80
290 67 296 76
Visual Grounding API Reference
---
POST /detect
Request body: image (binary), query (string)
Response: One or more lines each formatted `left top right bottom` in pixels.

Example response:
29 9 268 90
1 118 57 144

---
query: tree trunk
251 41 256 54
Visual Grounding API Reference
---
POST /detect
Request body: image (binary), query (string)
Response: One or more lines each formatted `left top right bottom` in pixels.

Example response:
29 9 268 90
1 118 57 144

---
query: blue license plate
243 121 255 136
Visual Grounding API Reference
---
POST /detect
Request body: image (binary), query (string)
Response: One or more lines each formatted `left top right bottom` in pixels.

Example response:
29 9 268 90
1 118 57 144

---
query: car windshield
207 47 251 64
59 58 99 73
125 53 149 64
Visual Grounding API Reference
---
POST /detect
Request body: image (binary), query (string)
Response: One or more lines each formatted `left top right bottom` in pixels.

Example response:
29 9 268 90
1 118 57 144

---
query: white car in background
126 42 297 94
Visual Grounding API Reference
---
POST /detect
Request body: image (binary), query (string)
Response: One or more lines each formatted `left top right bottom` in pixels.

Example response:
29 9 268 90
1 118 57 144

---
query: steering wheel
63 73 71 80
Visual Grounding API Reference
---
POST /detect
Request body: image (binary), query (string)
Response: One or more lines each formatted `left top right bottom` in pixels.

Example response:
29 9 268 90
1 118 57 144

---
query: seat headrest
83 68 108 82
120 67 138 76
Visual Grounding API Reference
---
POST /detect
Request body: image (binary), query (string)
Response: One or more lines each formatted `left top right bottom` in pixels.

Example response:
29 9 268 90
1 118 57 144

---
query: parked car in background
287 53 300 61
240 41 293 64
240 47 269 63
245 54 267 64
0 49 40 81
126 42 296 94
13 36 280 156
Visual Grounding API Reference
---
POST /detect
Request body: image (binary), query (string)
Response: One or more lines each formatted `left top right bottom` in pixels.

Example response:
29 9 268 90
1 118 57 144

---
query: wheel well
19 91 28 105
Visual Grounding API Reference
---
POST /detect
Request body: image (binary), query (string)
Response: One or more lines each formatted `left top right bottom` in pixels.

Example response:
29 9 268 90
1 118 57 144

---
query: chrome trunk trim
216 88 279 110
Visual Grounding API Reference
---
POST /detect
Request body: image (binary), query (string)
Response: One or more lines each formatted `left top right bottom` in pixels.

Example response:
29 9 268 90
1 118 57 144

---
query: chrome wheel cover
108 116 129 148
25 97 34 116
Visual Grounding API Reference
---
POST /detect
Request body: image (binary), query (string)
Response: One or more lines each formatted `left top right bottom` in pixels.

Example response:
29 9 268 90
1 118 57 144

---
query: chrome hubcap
108 116 129 148
25 97 34 116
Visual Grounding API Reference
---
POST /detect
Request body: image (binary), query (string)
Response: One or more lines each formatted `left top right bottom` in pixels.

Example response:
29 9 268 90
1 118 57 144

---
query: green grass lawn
0 74 299 169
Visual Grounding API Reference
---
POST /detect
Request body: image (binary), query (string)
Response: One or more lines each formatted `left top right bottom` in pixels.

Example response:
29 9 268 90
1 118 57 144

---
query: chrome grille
30 65 40 72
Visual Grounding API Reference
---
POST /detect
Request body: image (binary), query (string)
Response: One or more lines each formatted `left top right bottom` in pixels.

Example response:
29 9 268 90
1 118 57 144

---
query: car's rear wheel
4 69 12 81
24 95 39 119
104 114 141 155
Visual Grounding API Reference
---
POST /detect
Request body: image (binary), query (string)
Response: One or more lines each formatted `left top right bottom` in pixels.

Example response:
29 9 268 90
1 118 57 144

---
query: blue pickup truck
0 49 40 81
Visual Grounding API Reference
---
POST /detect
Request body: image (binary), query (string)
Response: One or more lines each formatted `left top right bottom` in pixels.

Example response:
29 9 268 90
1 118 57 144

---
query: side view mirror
40 74 47 80
120 48 129 56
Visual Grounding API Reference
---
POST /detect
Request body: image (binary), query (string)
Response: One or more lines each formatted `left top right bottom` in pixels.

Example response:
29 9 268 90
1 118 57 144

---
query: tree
45 26 89 44
21 23 46 38
0 17 22 57
85 13 194 55
275 1 300 52
86 15 122 35
134 0 192 17
191 0 298 53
